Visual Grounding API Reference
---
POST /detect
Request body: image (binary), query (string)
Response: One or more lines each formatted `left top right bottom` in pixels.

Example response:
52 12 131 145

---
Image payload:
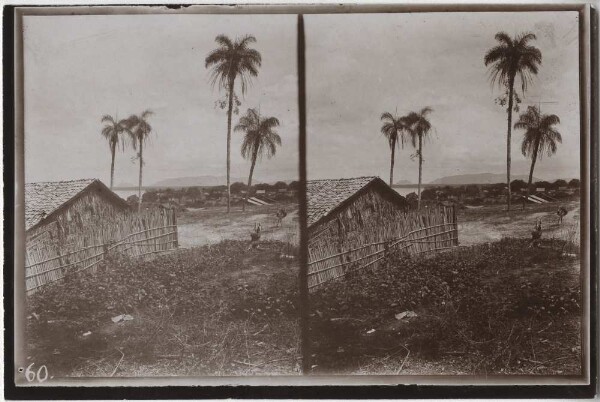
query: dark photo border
3 3 598 399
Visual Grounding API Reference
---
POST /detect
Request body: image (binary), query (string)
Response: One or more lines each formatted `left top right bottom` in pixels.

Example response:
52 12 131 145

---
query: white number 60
24 363 48 383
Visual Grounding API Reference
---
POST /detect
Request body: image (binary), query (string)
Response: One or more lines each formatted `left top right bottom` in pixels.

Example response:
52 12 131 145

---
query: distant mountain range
429 173 541 185
394 179 413 185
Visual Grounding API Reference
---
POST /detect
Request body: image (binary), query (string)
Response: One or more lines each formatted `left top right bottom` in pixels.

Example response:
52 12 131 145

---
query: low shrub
25 240 299 376
309 238 581 374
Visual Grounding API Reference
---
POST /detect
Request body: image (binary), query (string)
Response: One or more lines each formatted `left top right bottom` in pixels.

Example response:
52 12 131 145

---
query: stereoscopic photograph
9 3 593 391
19 12 301 379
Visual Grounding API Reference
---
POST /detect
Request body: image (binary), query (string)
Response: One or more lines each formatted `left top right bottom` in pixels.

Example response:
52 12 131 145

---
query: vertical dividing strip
297 13 311 375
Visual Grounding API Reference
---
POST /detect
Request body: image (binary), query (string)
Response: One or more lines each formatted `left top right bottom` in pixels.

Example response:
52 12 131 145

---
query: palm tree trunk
506 76 515 211
526 139 541 198
225 80 235 214
243 147 259 212
138 139 143 212
417 134 423 210
110 143 116 190
389 137 396 187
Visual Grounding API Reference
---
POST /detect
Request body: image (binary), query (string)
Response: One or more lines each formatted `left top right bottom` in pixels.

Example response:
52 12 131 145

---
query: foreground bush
25 240 299 376
309 238 581 375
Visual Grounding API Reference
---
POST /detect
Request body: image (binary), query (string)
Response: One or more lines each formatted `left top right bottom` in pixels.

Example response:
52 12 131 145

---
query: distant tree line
408 178 579 207
140 181 298 206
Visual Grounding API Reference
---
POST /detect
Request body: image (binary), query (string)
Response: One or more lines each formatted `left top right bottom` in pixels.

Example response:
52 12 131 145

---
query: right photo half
304 12 583 377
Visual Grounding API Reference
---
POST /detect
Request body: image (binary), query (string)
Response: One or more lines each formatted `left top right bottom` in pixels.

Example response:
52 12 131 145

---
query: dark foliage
309 238 581 374
26 240 299 376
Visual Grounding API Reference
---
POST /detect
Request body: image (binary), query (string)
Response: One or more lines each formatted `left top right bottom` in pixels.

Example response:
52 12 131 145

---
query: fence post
173 208 179 248
452 206 459 246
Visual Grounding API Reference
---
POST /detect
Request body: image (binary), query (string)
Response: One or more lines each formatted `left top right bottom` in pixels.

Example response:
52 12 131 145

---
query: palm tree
515 105 561 197
205 34 262 213
380 112 407 186
235 108 281 211
124 110 153 211
484 32 542 211
100 114 127 189
404 107 433 210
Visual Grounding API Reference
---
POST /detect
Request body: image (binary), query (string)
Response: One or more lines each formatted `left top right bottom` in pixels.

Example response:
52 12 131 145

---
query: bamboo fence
25 208 178 294
307 205 458 290
553 220 580 256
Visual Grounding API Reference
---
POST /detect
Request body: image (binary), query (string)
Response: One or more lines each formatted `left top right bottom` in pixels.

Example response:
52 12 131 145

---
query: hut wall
25 190 178 293
309 187 403 241
307 187 457 290
307 187 409 288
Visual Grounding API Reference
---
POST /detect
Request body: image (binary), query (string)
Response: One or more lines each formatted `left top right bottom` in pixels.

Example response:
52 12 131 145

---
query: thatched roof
25 179 128 231
307 176 406 227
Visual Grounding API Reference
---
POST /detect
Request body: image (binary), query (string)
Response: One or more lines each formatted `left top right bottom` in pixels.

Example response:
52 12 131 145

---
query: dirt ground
177 202 299 248
457 199 580 246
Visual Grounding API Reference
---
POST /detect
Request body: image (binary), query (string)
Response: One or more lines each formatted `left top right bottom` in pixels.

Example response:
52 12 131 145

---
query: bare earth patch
177 202 299 248
458 200 580 246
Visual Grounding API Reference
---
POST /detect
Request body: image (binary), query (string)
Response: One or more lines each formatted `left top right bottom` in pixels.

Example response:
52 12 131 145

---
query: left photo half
16 11 300 380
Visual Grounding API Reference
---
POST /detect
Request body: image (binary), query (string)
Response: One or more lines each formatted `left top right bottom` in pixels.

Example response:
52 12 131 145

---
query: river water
113 189 145 200
391 186 420 196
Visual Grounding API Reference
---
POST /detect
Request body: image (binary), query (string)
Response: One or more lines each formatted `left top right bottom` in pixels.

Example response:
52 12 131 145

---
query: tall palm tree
515 105 561 197
235 108 281 211
100 114 127 189
404 107 433 210
484 31 542 211
124 110 154 211
380 112 407 186
205 34 262 213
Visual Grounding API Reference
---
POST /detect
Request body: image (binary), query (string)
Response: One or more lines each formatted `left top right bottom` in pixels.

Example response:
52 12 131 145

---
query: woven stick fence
25 208 178 294
307 205 458 290
552 220 580 256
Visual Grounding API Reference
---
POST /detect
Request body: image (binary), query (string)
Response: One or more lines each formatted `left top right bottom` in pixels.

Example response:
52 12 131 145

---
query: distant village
122 177 580 211
402 178 580 209
127 180 300 210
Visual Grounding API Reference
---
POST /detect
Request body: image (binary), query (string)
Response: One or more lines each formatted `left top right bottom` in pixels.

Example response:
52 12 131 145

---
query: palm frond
515 106 561 160
484 31 542 94
380 112 394 121
516 32 537 46
101 114 115 124
205 34 262 96
140 109 153 119
484 45 509 66
237 108 281 161
494 31 513 46
237 34 257 48
215 34 234 49
541 114 560 127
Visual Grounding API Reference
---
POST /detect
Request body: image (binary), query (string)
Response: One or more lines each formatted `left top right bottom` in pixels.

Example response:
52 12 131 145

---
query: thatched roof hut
25 179 130 241
307 176 408 231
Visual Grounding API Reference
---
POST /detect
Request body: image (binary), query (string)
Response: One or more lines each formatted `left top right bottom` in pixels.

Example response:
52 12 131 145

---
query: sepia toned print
11 4 592 390
21 13 301 379
305 12 583 376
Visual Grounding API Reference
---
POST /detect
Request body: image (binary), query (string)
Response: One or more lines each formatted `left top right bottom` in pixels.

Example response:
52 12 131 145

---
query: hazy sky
24 14 298 186
306 12 580 183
